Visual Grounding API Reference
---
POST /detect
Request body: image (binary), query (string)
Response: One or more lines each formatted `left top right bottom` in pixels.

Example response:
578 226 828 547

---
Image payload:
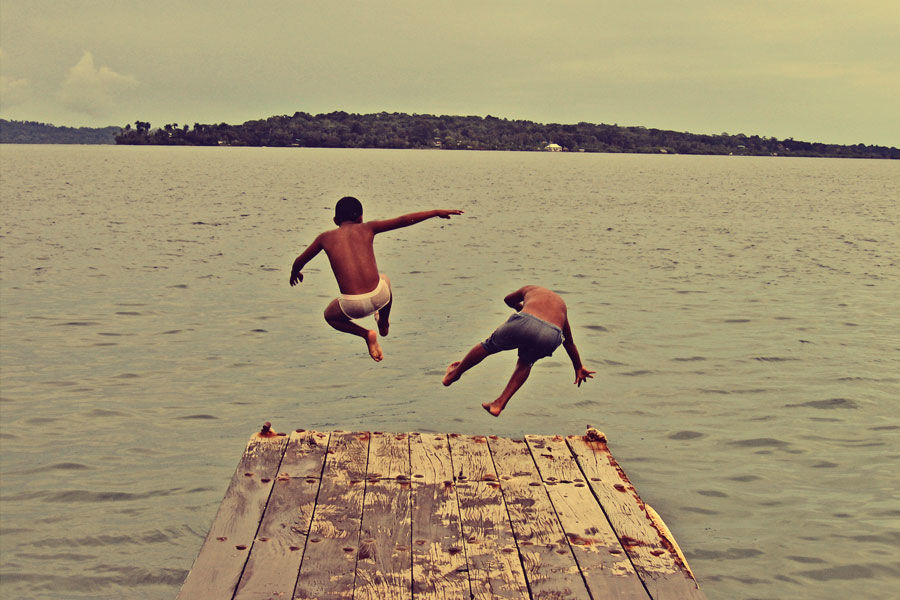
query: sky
1 1 898 147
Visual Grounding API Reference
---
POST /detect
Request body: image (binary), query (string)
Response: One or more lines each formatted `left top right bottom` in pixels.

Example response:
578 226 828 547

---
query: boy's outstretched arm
368 209 463 234
289 235 323 286
562 318 595 386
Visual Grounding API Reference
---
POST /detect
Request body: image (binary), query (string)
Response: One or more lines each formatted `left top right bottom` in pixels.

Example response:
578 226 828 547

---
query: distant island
3 113 897 158
0 119 120 144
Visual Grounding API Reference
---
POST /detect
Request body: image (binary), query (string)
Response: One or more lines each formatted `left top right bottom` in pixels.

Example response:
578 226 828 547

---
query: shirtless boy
290 196 463 361
442 285 595 416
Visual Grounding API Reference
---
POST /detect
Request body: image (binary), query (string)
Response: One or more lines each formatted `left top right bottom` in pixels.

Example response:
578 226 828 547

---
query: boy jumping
290 196 463 361
442 285 595 416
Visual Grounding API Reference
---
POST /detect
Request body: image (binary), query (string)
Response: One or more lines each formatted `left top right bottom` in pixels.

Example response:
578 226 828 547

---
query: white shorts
337 275 391 319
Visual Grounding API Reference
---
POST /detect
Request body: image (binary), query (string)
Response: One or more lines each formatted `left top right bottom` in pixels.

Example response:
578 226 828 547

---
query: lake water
0 144 897 599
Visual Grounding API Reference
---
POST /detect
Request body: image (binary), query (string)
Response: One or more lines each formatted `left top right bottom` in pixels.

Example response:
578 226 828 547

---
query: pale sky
1 1 898 146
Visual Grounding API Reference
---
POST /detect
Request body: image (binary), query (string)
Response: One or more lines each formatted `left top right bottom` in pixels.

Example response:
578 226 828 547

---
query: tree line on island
0 119 120 144
3 114 896 158
114 112 898 158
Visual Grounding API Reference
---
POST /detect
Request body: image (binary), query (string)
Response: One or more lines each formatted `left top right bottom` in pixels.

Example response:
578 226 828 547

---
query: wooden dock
176 425 705 600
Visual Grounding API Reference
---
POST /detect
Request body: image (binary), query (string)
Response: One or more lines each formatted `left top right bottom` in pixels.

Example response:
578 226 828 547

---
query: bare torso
519 286 568 329
319 223 382 294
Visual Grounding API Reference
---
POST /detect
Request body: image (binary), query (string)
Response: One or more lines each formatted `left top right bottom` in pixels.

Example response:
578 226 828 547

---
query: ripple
672 356 706 362
619 369 654 377
691 547 763 560
40 488 179 503
785 398 859 410
682 506 719 515
583 325 609 332
86 408 128 417
178 414 218 420
796 563 881 581
668 430 704 440
754 356 800 362
729 437 791 448
697 490 728 498
786 555 827 564
0 566 187 589
46 462 93 471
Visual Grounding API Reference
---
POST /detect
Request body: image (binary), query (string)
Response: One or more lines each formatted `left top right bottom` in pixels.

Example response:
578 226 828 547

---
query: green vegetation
0 119 120 144
3 114 896 158
114 112 898 158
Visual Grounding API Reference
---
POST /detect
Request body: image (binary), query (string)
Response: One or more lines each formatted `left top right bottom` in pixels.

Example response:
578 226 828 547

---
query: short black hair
334 196 363 222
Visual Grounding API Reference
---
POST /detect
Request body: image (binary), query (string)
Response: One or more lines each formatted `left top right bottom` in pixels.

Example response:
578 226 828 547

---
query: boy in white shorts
290 196 463 361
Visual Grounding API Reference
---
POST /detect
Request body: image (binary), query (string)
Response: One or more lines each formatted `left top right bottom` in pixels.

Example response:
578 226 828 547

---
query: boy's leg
324 299 383 362
482 358 532 417
376 276 392 337
442 343 489 386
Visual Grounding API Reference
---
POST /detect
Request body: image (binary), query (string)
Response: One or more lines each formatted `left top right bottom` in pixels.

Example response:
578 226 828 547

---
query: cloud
57 51 138 116
0 48 31 109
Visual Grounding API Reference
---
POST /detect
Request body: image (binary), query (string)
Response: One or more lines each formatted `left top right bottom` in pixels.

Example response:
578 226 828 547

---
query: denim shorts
482 312 564 365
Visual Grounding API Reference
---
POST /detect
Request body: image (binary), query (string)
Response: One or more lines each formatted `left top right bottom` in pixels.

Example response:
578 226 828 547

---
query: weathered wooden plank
567 430 706 600
448 433 496 483
450 434 528 599
409 432 454 484
293 431 370 600
176 431 289 600
488 436 591 600
353 479 413 600
527 435 650 600
368 431 411 480
525 434 586 484
409 433 469 599
278 429 331 478
233 430 329 599
456 481 530 600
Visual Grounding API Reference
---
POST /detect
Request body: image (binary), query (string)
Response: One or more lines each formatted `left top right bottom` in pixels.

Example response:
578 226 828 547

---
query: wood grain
176 433 288 600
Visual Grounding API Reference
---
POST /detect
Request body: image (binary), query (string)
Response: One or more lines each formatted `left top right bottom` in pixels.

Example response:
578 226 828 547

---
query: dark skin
290 208 463 361
442 285 595 416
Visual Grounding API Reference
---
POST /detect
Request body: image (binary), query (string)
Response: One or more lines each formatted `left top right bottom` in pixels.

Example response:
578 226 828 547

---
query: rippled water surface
1 145 898 599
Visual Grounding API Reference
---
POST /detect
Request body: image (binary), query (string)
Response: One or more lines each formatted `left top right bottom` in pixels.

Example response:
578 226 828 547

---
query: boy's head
334 196 363 224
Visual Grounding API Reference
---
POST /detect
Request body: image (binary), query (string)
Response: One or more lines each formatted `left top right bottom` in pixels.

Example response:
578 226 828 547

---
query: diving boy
442 285 595 416
290 196 463 361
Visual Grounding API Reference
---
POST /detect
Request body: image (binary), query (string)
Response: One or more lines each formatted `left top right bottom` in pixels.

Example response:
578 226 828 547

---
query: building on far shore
544 142 562 151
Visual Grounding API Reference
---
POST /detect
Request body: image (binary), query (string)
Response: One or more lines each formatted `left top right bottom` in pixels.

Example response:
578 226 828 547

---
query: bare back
517 285 568 329
318 222 381 294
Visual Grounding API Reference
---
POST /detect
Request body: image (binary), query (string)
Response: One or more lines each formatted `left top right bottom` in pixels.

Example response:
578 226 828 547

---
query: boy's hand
437 209 464 219
574 367 595 387
290 270 303 286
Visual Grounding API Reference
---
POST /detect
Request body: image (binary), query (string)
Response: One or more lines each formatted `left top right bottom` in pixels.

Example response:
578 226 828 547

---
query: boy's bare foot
365 330 383 362
442 361 461 386
482 402 502 417
375 311 389 337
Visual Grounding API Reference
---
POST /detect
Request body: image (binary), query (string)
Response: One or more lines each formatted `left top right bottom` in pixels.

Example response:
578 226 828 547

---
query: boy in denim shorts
442 285 595 416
